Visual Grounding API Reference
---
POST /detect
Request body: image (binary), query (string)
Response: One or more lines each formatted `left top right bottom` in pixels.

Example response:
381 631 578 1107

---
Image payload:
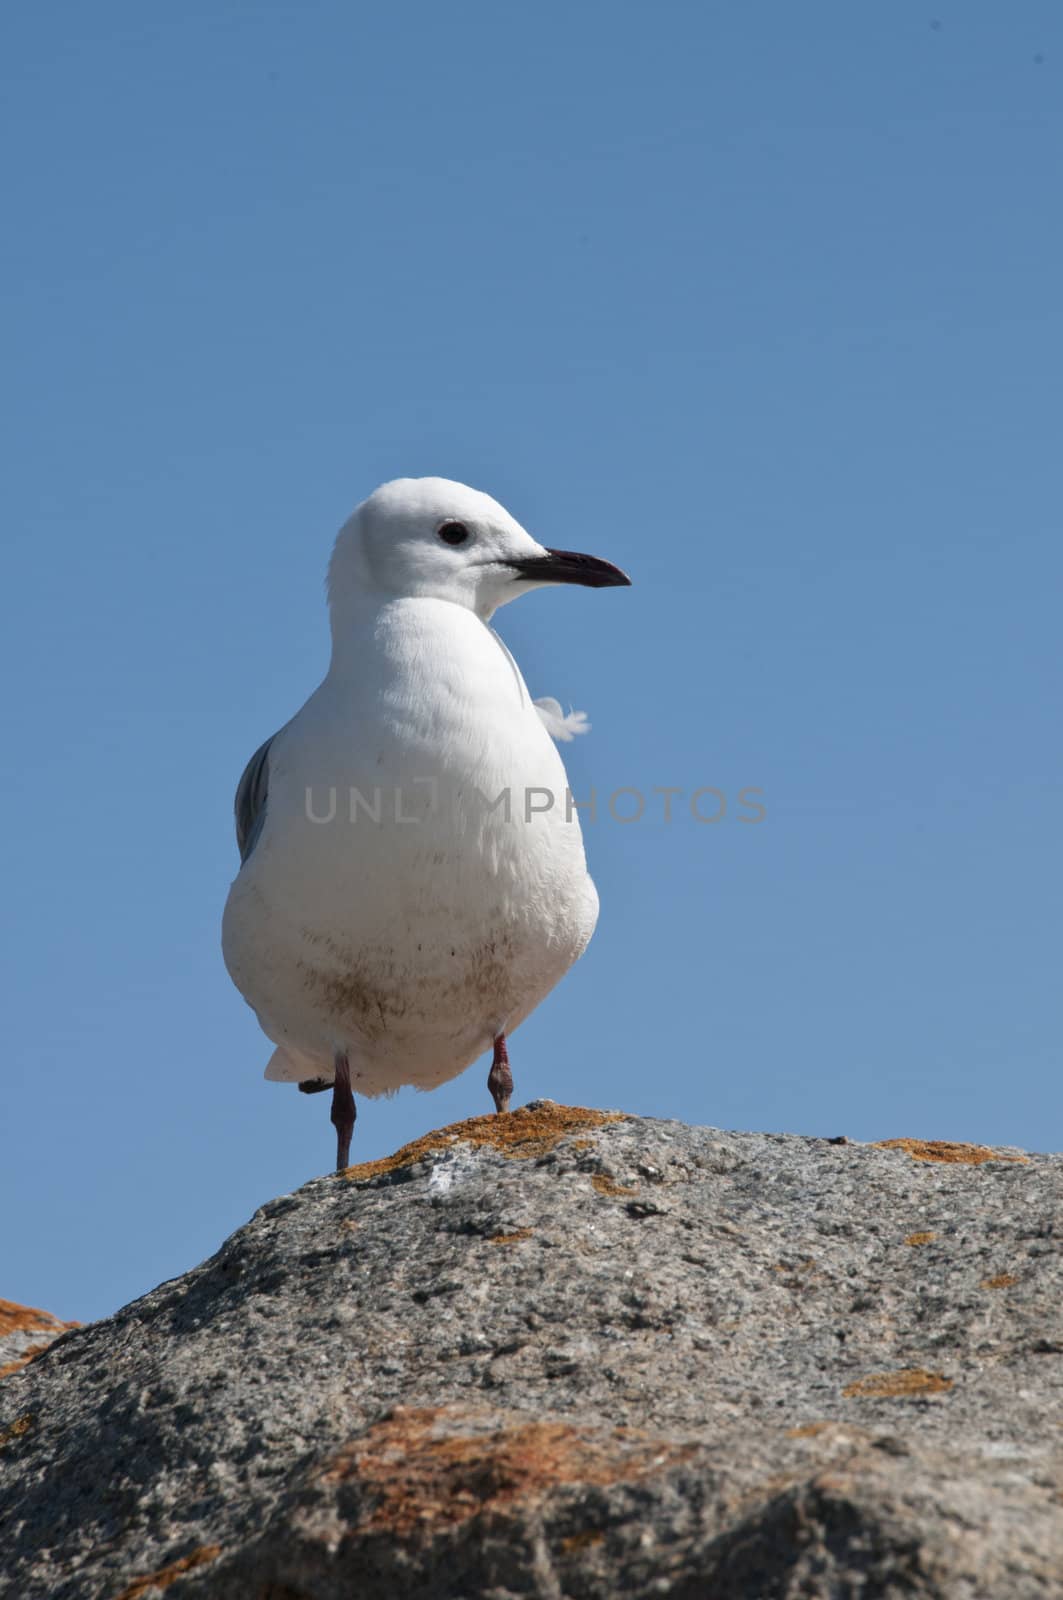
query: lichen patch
0 1413 34 1447
0 1299 79 1382
322 1406 692 1537
843 1369 952 1399
489 1229 533 1246
112 1544 221 1599
981 1273 1018 1290
343 1105 626 1182
0 1300 76 1339
875 1139 1028 1165
903 1232 937 1246
591 1174 639 1198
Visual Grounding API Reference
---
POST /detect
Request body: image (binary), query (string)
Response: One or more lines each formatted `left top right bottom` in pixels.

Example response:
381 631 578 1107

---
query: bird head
328 477 630 625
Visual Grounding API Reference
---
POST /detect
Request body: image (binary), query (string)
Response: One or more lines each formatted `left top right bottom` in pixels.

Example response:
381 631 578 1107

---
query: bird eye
437 521 470 547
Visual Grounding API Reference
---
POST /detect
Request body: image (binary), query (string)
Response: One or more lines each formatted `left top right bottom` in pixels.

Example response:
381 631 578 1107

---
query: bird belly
222 773 598 1095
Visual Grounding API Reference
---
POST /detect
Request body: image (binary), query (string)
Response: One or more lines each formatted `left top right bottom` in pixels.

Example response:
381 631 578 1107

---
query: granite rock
1 1103 1060 1599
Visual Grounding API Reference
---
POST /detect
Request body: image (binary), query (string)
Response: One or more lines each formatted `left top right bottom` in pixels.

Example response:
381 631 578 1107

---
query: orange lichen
981 1273 1018 1290
904 1232 937 1246
591 1174 639 1198
875 1139 1028 1165
787 1421 833 1438
113 1545 221 1600
0 1300 76 1339
489 1229 533 1246
0 1300 78 1382
343 1105 626 1182
0 1413 34 1447
844 1369 952 1399
322 1406 691 1537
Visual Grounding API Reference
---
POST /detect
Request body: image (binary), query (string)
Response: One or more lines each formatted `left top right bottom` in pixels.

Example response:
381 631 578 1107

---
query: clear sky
3 2 1060 1324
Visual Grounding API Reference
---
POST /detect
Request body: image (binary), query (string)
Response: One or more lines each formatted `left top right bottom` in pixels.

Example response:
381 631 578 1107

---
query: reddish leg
330 1052 357 1172
487 1032 513 1115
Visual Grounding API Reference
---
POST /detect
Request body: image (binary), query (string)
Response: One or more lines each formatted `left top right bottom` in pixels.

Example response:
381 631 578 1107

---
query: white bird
222 477 630 1170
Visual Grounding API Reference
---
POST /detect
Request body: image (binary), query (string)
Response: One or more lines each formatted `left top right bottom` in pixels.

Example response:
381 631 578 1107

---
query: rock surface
1 1103 1061 1599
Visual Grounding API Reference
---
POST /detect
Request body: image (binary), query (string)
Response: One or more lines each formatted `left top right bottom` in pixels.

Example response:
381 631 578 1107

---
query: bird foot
487 1033 513 1115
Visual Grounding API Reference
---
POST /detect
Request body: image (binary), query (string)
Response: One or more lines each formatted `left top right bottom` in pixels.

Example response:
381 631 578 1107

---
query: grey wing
234 734 276 864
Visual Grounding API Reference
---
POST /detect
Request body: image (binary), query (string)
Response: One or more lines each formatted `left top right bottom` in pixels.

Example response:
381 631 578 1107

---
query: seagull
222 477 630 1171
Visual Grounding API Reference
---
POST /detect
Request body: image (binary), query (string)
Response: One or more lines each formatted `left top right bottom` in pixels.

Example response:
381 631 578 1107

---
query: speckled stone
1 1103 1060 1599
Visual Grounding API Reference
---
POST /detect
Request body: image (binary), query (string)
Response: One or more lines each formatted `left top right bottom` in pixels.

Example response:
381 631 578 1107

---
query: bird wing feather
234 733 276 863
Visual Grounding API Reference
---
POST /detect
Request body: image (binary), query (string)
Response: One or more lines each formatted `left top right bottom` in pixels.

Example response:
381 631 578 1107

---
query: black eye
437 520 470 547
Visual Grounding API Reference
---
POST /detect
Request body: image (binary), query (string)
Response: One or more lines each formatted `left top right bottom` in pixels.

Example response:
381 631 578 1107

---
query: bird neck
327 593 490 680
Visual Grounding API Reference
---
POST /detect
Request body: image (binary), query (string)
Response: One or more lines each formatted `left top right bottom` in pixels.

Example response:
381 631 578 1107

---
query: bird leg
487 1032 513 1115
330 1052 357 1172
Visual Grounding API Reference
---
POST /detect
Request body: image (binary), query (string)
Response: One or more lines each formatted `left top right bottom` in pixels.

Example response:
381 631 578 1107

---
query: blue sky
3 2 1060 1324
